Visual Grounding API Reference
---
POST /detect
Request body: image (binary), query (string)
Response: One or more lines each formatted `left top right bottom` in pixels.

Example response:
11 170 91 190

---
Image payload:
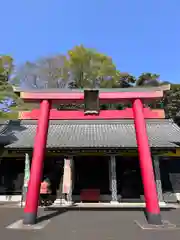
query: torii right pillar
133 99 162 225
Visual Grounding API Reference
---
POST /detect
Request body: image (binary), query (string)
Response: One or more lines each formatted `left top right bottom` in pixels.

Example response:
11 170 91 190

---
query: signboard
84 89 99 114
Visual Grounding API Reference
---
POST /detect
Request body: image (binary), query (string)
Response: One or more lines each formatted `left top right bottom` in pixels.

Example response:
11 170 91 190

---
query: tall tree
16 61 40 88
66 45 121 88
16 55 68 89
136 73 161 86
15 45 136 90
162 84 180 119
117 72 136 88
135 72 170 110
0 55 20 107
0 55 14 90
36 55 68 88
0 55 27 116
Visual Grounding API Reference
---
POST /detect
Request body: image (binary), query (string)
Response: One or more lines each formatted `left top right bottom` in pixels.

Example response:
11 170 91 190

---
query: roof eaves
12 85 170 93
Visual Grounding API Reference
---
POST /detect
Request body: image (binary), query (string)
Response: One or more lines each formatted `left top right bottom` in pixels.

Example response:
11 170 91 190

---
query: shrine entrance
73 156 110 202
116 157 144 202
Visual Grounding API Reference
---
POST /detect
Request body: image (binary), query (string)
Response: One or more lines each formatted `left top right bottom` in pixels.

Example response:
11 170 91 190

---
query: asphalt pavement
1 207 180 240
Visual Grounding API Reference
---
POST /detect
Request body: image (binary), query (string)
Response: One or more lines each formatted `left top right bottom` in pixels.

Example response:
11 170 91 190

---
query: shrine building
1 85 180 225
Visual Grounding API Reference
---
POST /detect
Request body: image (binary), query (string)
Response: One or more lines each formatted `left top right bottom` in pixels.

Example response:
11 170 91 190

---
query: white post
67 157 74 203
110 155 118 204
62 157 73 205
20 153 30 207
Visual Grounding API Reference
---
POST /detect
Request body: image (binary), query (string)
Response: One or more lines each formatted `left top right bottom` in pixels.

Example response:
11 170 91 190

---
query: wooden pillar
133 99 162 225
153 156 164 202
23 100 51 225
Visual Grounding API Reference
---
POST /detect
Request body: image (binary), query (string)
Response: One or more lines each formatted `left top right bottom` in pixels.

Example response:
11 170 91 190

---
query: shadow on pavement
36 205 174 223
36 208 68 223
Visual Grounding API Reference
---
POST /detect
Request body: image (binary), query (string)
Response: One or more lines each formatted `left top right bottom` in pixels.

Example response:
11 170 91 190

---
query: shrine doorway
73 156 110 202
116 156 144 202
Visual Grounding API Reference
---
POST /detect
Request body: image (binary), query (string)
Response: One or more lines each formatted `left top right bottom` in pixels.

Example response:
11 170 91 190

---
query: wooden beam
12 85 171 93
18 108 165 120
19 91 163 103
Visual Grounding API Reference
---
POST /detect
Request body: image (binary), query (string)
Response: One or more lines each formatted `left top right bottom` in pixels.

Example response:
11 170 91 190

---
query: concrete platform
134 219 180 230
0 201 179 210
6 219 50 230
50 202 179 209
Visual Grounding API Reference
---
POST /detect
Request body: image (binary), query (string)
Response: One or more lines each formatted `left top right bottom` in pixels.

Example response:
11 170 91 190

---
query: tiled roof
1 119 180 149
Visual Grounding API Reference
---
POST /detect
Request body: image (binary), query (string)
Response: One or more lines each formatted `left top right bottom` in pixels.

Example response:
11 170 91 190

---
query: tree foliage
0 55 24 112
65 45 119 88
0 55 14 94
16 55 69 89
15 45 137 90
136 73 161 86
163 85 180 119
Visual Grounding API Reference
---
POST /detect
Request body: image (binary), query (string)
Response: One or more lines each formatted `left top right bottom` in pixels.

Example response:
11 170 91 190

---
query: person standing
40 176 52 206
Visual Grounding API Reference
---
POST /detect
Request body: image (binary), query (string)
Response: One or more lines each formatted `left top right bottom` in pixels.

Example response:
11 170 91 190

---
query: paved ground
1 207 180 240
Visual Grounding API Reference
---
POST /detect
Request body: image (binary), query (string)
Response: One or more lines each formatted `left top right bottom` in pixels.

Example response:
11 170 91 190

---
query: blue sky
1 0 179 83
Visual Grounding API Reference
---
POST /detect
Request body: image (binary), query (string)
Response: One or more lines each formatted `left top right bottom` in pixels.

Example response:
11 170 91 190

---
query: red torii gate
14 87 168 226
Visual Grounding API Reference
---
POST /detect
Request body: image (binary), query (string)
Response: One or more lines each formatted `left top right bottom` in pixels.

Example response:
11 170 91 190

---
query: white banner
62 159 72 194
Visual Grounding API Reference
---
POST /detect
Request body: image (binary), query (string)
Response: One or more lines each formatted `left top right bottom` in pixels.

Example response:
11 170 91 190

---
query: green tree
66 45 121 88
135 72 173 112
65 45 137 110
0 55 16 101
162 84 180 119
117 72 136 88
136 73 161 86
0 55 14 95
0 55 23 114
15 45 136 90
0 55 13 82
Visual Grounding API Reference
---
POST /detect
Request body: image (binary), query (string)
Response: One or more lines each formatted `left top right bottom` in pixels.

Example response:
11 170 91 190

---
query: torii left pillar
23 100 51 225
